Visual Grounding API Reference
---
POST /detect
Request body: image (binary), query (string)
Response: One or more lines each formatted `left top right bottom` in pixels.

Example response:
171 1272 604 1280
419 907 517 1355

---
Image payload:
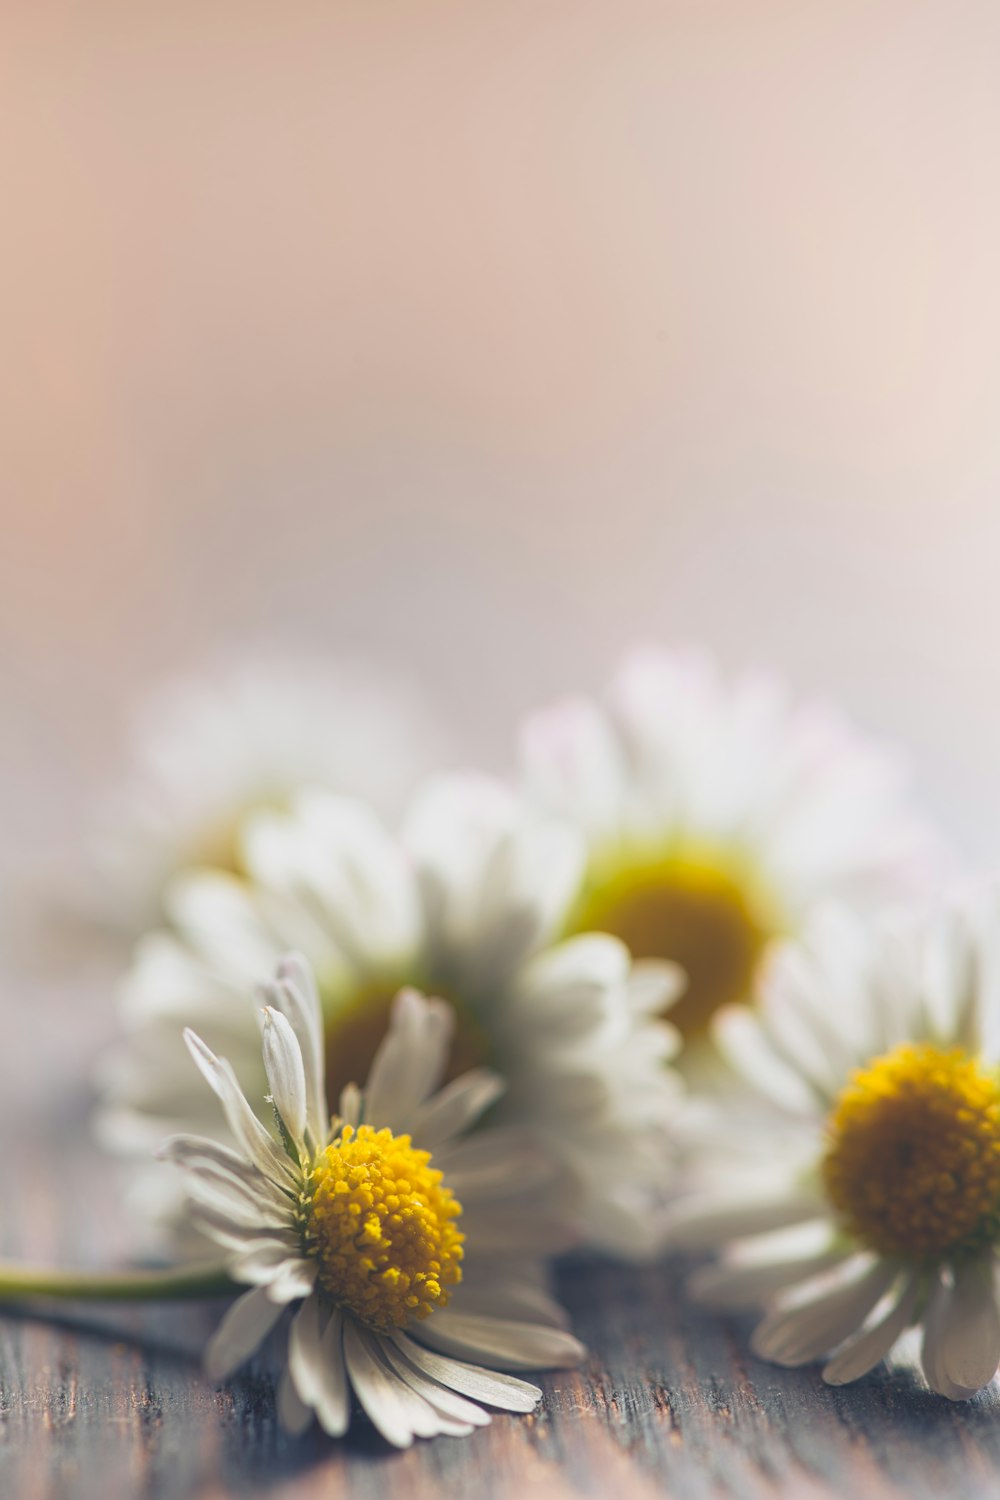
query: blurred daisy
166 958 584 1445
88 647 449 940
99 774 683 1258
671 899 1000 1398
520 645 934 1047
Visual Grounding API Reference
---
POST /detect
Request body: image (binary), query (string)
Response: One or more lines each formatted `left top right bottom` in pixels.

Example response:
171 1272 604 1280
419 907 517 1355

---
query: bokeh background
4 0 1000 961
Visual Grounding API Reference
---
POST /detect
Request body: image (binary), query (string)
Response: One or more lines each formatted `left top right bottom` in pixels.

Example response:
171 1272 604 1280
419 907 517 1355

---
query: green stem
0 1261 237 1303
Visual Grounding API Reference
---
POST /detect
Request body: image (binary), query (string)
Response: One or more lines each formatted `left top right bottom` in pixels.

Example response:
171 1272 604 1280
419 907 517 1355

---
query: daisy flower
520 644 935 1048
98 773 683 1258
166 955 585 1445
88 646 449 940
671 898 1000 1398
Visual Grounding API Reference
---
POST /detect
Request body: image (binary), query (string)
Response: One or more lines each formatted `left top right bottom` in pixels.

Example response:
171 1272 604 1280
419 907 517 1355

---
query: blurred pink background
4 0 1000 914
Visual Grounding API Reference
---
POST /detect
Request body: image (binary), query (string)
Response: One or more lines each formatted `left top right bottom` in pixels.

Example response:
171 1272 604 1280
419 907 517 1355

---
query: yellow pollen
304 1124 464 1331
322 984 491 1112
572 850 774 1038
822 1043 1000 1260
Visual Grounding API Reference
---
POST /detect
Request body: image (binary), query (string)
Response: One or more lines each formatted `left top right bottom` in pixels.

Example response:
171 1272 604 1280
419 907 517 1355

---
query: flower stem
0 1261 237 1303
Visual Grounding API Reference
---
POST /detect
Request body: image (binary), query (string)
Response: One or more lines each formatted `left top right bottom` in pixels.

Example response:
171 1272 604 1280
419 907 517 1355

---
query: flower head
520 644 936 1048
671 898 1000 1398
167 954 584 1445
101 773 683 1258
88 647 448 940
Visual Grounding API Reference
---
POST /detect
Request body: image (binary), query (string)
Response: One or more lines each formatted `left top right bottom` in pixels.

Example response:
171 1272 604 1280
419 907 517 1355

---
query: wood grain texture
5 1055 1000 1499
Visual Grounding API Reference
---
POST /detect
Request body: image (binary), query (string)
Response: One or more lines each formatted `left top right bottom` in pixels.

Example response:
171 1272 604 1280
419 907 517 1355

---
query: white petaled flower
88 647 449 940
166 955 585 1446
520 644 935 1051
670 898 1000 1399
99 774 683 1258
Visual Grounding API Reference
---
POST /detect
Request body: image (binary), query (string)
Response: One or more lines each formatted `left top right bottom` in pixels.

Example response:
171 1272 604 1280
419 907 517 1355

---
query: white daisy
670 897 1000 1398
166 955 584 1445
520 644 935 1048
88 646 449 940
98 773 683 1258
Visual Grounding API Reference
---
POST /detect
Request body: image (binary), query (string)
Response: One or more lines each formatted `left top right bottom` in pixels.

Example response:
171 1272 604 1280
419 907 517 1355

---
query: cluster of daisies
49 644 1000 1443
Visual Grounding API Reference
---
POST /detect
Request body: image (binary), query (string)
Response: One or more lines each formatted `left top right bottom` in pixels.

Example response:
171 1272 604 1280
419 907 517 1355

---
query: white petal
689 1250 853 1310
204 1285 285 1380
392 1332 541 1412
433 1125 553 1183
166 872 279 980
277 1369 314 1436
939 1257 1000 1393
337 1082 363 1129
183 1029 295 1186
183 1175 289 1233
753 952 847 1102
378 1340 490 1428
750 1262 896 1367
261 1007 307 1151
408 1070 507 1149
272 953 327 1145
161 1134 294 1215
404 772 584 976
519 695 625 838
451 1279 571 1330
342 1321 446 1446
289 1296 352 1434
246 792 421 971
441 1137 558 1202
190 1205 298 1255
417 1311 585 1370
668 1192 824 1251
713 1006 820 1115
265 1258 318 1305
289 1298 350 1436
823 1275 920 1385
231 1239 307 1284
456 1208 577 1257
920 1275 978 1400
628 959 687 1021
159 1133 260 1181
508 935 629 1040
362 989 453 1132
314 1307 351 1437
276 952 324 1041
288 1294 324 1408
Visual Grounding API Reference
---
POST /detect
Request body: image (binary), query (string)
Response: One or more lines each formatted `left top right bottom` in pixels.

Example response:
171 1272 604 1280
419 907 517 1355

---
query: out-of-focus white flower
99 774 683 1259
89 647 450 939
167 957 584 1446
520 644 937 1048
671 898 1000 1399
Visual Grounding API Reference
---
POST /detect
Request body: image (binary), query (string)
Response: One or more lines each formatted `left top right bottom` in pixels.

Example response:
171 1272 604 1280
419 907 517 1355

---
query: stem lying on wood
0 1262 236 1301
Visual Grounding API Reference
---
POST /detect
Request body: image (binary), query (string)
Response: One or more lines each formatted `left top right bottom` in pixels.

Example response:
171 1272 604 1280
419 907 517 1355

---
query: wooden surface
5 1055 1000 1500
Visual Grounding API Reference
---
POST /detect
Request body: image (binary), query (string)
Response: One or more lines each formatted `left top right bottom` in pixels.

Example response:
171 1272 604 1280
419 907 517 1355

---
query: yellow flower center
572 850 774 1038
322 984 491 1113
822 1043 1000 1260
304 1124 464 1331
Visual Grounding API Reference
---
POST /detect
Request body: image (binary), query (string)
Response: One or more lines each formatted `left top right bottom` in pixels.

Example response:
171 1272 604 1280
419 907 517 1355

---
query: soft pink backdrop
4 0 1000 918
